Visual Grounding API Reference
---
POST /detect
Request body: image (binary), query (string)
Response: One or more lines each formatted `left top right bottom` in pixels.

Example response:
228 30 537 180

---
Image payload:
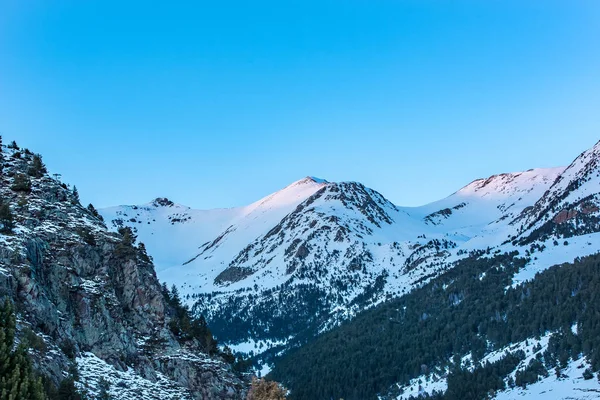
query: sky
1 1 599 209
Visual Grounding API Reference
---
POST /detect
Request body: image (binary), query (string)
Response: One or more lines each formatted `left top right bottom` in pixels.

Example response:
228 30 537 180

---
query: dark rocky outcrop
0 143 249 399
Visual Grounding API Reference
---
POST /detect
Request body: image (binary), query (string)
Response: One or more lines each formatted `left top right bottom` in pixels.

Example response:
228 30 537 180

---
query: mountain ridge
99 157 587 374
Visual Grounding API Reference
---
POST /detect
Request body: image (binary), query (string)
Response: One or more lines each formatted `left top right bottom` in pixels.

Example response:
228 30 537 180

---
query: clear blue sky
1 1 599 208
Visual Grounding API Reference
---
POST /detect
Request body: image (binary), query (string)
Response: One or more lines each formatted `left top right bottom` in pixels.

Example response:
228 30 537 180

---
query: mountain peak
152 197 175 207
290 176 329 186
455 167 564 198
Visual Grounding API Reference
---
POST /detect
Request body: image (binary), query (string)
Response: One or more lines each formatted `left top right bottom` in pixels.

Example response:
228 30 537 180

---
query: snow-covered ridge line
99 140 600 360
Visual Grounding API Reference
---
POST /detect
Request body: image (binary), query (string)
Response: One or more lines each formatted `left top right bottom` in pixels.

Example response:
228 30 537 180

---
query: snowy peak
523 141 600 222
241 176 328 217
319 181 401 227
152 197 176 207
176 179 409 289
307 176 329 184
516 140 600 243
456 168 564 199
408 167 563 232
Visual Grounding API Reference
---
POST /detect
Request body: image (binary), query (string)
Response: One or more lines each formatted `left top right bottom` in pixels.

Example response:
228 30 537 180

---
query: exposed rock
153 197 175 207
553 209 578 224
295 243 309 259
0 143 250 399
214 266 254 285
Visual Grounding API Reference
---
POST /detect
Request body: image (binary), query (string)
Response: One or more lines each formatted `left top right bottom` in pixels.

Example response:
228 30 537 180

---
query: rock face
0 143 249 399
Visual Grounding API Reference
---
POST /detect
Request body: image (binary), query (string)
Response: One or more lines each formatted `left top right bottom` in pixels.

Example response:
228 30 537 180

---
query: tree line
270 251 600 400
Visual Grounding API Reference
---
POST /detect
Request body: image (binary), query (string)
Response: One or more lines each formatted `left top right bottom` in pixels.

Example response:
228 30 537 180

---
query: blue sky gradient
1 1 599 208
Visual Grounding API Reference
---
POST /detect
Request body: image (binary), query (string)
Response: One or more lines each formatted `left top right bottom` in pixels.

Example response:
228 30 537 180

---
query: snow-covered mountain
101 177 327 274
515 142 600 243
407 167 564 232
100 141 600 369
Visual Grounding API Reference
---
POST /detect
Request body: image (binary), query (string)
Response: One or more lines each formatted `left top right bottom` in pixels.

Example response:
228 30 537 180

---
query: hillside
270 252 600 400
0 139 251 399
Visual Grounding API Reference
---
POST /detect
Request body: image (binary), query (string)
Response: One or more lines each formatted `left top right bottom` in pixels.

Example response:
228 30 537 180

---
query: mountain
100 143 600 375
100 177 328 275
407 167 564 233
4 135 600 400
0 141 251 399
515 142 600 243
267 141 600 400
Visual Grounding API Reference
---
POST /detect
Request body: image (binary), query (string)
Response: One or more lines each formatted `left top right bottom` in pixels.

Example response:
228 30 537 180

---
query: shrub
11 173 32 193
76 227 96 246
22 327 47 353
247 378 287 400
60 339 77 360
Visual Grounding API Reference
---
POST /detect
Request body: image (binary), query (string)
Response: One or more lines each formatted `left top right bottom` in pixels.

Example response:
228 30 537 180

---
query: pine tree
170 285 181 308
28 154 47 178
0 135 4 174
114 227 137 259
161 282 170 299
117 227 136 247
137 242 152 263
71 186 79 204
0 299 46 400
0 201 14 234
56 376 85 400
0 299 16 378
86 204 104 222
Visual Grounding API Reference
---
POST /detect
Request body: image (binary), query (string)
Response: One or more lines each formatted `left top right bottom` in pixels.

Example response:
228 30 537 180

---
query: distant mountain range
100 141 600 380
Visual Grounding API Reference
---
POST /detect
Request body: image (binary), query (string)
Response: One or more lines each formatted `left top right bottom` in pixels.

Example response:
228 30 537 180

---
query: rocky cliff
0 140 250 399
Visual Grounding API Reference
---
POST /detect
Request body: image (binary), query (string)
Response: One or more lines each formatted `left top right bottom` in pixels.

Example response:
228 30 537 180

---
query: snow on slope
101 199 237 272
77 352 192 400
514 141 600 242
494 359 600 400
387 333 554 400
102 168 562 298
100 177 327 273
386 332 600 400
405 167 564 236
100 141 600 358
77 348 245 399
